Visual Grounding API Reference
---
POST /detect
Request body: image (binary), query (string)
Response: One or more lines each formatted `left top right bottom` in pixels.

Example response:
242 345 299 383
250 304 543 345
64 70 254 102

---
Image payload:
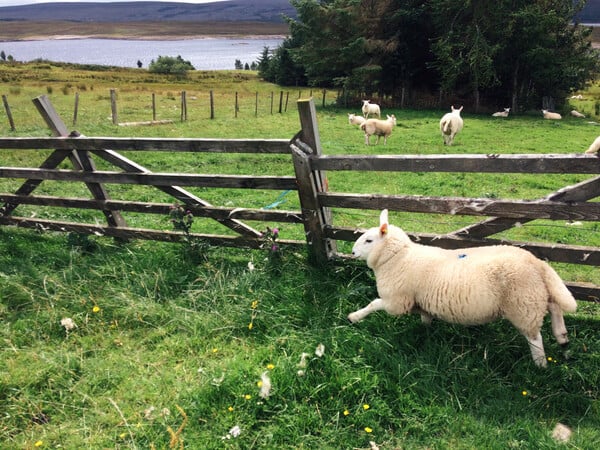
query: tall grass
1 63 599 449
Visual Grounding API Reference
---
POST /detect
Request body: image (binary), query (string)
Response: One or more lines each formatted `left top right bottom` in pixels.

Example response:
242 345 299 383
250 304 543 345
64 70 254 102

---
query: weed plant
1 63 599 448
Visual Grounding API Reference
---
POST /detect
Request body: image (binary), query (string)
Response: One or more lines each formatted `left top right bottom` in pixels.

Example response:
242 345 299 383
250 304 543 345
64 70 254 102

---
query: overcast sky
0 0 225 6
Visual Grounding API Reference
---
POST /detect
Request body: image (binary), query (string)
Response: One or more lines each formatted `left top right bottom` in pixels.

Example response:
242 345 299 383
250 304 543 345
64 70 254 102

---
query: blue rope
262 190 292 209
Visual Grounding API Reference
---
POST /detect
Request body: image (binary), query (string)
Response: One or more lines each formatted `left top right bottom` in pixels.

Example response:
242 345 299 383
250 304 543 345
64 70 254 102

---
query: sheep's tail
360 122 367 131
542 263 577 312
442 119 451 133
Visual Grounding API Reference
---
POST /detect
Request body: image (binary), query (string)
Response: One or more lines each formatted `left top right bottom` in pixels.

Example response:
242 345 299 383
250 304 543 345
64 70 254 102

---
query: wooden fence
1 95 599 302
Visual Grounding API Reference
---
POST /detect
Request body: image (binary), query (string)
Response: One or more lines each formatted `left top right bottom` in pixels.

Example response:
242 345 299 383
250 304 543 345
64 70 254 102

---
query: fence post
181 91 187 121
2 95 16 131
210 90 215 119
110 89 118 125
73 92 79 126
152 93 156 121
291 98 336 265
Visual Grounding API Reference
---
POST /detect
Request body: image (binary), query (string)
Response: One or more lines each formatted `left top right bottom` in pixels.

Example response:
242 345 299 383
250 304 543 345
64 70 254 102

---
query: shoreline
1 34 288 42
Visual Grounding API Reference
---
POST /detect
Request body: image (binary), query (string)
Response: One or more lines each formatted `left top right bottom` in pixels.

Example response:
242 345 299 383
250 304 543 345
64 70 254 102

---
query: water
0 37 284 70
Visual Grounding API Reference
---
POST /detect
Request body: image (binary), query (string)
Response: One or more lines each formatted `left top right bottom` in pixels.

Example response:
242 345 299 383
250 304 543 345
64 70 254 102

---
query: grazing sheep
570 110 586 118
585 136 600 154
360 114 397 145
348 209 577 368
439 106 464 145
361 100 381 119
492 108 510 117
348 113 366 127
542 109 562 120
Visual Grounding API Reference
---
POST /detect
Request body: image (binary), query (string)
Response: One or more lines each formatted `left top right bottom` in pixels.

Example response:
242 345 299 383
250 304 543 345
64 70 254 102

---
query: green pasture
1 63 599 449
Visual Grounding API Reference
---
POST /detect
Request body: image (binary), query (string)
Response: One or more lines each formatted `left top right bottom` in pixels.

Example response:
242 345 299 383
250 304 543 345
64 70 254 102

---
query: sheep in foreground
585 136 600 154
570 110 586 118
348 209 577 368
361 100 381 119
439 105 464 145
360 114 397 145
542 109 562 120
492 107 510 117
348 113 366 127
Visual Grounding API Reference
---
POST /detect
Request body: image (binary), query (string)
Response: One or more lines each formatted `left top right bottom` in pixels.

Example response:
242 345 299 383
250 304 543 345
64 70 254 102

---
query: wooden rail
1 95 599 301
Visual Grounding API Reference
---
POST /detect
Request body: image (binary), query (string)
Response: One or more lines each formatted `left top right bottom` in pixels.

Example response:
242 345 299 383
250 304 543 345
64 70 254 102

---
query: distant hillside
0 1 296 23
577 1 600 23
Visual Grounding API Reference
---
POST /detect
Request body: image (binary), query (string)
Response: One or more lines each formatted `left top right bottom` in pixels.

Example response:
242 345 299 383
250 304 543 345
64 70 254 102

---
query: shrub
148 55 195 76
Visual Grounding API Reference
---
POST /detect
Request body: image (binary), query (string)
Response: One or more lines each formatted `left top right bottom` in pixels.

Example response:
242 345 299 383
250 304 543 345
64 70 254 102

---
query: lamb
570 110 586 118
585 136 600 154
492 107 510 117
361 100 381 119
347 209 577 368
439 106 463 145
348 113 366 127
360 114 397 145
542 109 562 120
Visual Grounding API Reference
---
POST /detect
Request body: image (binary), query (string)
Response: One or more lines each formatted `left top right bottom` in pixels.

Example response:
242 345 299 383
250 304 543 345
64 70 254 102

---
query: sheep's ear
379 209 389 235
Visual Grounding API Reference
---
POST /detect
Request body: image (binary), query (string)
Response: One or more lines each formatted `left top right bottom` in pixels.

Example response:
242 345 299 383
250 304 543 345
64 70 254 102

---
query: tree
148 55 194 76
272 0 598 110
0 50 5 61
235 59 243 70
137 60 143 68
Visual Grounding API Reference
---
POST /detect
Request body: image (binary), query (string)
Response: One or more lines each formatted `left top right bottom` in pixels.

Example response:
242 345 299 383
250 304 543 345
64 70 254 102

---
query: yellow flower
363 404 370 410
251 301 259 309
119 432 127 439
343 410 350 416
547 357 553 362
257 380 263 388
212 348 218 353
364 427 373 433
34 441 43 448
522 390 528 396
244 394 252 400
92 305 101 313
248 322 254 330
228 406 234 412
266 363 275 370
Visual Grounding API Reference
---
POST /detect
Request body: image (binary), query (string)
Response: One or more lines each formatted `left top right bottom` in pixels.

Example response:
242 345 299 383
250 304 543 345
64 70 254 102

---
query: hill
0 0 296 23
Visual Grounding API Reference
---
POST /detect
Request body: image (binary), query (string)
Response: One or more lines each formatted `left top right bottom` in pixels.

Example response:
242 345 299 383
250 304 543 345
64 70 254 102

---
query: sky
0 0 224 6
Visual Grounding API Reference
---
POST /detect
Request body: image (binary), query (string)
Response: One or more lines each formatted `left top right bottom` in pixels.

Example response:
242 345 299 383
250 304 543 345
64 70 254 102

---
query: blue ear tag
458 254 467 259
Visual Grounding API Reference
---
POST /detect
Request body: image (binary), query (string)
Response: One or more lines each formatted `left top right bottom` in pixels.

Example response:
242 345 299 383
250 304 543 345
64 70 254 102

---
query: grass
1 62 600 449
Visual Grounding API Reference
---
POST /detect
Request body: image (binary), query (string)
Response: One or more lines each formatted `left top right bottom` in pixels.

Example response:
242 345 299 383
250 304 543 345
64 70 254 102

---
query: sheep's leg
364 135 370 145
525 332 547 368
348 298 385 323
548 303 569 345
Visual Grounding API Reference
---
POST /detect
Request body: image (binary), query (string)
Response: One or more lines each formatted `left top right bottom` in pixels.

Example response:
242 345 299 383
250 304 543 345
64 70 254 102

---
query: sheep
347 209 577 368
439 105 463 145
360 114 397 145
570 110 586 118
585 136 600 154
361 100 381 119
492 107 510 117
348 113 366 127
542 109 562 120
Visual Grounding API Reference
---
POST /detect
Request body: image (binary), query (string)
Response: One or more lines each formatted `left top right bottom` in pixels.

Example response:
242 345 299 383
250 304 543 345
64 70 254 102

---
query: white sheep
360 114 397 145
348 209 577 368
361 100 381 119
570 110 586 118
585 136 600 154
542 109 562 120
439 106 463 145
348 113 366 127
492 107 510 117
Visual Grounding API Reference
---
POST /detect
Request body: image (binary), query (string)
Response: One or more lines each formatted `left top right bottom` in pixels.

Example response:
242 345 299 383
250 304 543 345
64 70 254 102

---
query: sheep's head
387 114 397 126
451 105 463 115
351 209 389 260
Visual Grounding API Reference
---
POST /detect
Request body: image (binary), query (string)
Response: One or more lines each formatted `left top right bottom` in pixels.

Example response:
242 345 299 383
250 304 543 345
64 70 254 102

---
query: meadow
1 62 600 449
